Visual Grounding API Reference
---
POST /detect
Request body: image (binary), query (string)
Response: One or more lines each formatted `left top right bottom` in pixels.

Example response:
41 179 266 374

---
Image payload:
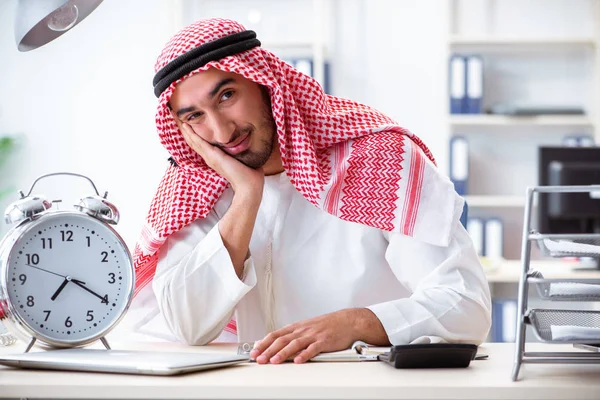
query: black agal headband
153 30 261 98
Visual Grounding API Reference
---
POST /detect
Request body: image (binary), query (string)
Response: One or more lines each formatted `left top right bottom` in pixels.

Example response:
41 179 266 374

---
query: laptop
0 348 250 376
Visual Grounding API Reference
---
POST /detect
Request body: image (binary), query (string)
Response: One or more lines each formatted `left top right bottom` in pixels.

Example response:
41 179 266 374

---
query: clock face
4 212 133 345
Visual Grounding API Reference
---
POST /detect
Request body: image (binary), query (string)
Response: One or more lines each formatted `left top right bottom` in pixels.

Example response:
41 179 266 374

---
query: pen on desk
310 353 379 362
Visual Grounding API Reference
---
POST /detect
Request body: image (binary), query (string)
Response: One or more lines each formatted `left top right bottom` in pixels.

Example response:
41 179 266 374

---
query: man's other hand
249 308 389 364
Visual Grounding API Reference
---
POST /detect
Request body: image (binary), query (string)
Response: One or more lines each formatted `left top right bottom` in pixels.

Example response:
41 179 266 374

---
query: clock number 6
65 316 72 328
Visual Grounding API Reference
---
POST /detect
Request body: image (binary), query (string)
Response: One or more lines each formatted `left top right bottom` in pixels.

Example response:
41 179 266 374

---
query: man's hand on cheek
178 122 264 195
249 309 360 364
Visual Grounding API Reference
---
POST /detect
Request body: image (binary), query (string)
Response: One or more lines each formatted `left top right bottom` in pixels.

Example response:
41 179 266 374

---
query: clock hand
25 264 67 279
50 277 70 301
71 279 107 304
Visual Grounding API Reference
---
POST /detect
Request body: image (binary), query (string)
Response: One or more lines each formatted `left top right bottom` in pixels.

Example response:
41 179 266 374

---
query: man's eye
220 90 234 101
186 112 203 121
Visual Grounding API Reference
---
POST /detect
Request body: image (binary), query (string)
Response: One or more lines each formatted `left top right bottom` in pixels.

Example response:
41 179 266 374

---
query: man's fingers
180 123 205 150
250 327 294 359
293 342 323 364
254 332 297 364
270 337 314 364
180 123 224 167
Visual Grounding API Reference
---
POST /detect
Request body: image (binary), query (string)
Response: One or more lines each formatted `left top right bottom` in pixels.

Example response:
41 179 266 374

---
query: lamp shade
15 0 103 52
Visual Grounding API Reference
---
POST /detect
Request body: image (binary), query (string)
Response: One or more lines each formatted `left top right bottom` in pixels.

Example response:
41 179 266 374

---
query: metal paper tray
529 275 600 301
530 233 600 258
526 309 600 344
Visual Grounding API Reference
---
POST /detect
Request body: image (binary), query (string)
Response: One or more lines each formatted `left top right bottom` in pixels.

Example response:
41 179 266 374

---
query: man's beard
216 89 277 169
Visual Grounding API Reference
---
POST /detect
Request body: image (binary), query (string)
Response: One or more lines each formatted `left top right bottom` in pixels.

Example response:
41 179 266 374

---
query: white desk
2 341 600 399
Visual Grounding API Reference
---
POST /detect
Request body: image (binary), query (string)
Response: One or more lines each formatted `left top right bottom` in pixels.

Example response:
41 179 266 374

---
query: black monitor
538 147 600 235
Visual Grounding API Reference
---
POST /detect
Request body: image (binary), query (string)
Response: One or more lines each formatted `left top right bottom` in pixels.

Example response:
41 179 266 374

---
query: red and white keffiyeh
134 19 462 337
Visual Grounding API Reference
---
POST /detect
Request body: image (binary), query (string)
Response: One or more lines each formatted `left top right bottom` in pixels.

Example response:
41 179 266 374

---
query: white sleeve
367 222 492 345
152 209 257 345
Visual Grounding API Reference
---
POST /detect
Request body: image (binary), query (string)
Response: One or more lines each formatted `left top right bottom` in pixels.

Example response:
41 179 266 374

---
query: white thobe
133 172 491 345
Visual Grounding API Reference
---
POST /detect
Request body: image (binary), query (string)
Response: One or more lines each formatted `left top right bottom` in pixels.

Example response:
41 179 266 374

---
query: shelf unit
450 36 597 47
512 185 600 381
450 115 594 127
448 0 600 262
463 195 525 208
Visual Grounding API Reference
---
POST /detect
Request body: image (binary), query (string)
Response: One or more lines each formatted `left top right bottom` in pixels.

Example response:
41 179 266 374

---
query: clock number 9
19 274 27 285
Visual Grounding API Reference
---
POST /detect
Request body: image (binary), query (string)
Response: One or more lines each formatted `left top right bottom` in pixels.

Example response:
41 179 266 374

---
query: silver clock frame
0 173 135 352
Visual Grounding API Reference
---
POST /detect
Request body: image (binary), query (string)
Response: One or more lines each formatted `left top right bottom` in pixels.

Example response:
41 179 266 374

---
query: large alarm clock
0 172 134 351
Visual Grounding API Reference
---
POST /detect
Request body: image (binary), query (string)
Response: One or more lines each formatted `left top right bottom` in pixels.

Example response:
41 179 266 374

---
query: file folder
289 58 331 94
466 217 485 256
465 55 483 114
563 134 595 147
449 55 467 114
492 299 517 342
294 58 313 77
484 217 504 259
449 136 469 195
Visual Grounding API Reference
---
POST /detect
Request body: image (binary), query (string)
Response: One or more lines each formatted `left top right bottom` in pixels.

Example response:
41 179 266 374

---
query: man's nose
208 113 234 145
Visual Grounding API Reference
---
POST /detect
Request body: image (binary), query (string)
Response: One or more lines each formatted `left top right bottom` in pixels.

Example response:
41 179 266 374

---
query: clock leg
100 336 111 350
24 337 36 353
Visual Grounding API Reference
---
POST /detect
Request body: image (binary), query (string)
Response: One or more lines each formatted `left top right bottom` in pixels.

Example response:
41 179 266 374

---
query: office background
0 0 599 343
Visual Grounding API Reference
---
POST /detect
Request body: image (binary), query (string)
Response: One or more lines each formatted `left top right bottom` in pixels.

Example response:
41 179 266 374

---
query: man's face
169 68 277 169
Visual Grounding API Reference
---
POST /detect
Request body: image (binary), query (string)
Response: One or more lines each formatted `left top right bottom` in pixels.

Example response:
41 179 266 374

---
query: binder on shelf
294 58 313 77
492 299 517 342
449 54 467 114
484 217 504 260
465 55 483 114
466 217 485 256
286 58 331 94
449 136 469 195
562 134 595 147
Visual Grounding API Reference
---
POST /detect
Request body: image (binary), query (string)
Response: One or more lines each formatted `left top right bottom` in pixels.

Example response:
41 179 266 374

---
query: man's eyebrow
208 78 235 98
175 106 197 119
175 78 236 119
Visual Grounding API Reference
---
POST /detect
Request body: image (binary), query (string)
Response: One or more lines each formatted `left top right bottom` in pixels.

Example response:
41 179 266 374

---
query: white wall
186 0 451 172
357 0 450 172
0 0 179 248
